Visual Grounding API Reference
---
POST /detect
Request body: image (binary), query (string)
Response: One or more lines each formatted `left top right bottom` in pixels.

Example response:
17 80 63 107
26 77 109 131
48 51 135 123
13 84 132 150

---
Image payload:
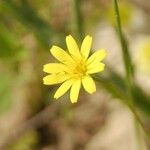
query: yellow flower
43 35 107 103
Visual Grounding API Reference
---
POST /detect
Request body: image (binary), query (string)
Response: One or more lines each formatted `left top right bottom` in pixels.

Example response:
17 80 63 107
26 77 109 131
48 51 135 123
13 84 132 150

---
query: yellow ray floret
43 35 107 103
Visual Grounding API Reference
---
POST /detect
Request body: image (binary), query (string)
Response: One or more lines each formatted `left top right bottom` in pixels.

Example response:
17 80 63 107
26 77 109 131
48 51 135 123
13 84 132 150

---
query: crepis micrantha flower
43 35 107 103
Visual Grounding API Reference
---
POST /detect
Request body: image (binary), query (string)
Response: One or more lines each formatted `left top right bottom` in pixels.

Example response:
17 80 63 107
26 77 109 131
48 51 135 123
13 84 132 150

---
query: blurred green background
0 0 150 150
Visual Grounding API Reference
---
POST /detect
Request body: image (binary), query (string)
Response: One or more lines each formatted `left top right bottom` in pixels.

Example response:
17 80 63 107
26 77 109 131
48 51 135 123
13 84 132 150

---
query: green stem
113 0 150 144
113 0 134 88
128 104 150 142
134 116 144 150
94 75 127 101
74 0 84 40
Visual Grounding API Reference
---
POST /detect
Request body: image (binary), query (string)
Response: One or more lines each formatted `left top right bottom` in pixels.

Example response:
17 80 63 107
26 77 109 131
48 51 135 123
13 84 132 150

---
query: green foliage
3 0 55 48
0 24 19 59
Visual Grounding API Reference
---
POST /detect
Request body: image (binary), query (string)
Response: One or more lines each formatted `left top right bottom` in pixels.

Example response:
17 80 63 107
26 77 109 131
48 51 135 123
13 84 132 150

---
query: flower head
43 35 107 103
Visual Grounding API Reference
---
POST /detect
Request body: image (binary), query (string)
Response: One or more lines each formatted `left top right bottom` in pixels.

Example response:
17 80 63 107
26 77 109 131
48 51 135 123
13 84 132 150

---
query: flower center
73 61 87 77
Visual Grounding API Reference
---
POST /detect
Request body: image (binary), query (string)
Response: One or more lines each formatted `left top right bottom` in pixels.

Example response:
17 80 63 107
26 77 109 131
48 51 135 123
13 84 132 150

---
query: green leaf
0 24 17 58
95 68 150 116
3 0 54 48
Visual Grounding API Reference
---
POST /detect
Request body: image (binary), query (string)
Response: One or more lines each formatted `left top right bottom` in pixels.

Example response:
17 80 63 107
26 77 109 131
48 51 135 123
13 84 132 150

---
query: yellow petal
66 35 81 59
87 49 107 65
81 35 92 60
43 63 67 73
54 79 74 99
87 62 105 74
82 75 96 94
70 79 81 103
50 46 75 66
43 73 69 85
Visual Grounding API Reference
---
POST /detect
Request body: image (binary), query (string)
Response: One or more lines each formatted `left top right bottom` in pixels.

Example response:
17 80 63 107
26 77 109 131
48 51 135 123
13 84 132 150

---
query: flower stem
113 0 134 89
128 104 150 142
113 0 150 144
74 0 84 40
134 117 144 150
